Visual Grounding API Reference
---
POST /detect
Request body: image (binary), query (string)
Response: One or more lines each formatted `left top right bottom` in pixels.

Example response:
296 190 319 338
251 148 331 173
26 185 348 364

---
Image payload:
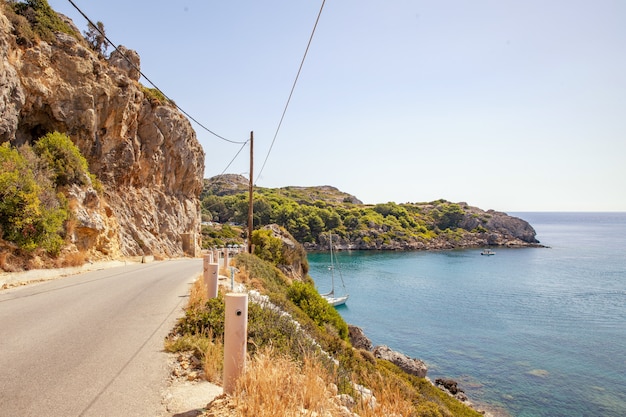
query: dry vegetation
0 242 90 276
233 348 345 417
166 254 483 417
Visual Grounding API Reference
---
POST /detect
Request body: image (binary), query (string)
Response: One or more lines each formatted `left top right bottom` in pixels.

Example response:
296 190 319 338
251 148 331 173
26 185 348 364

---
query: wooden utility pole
247 131 254 254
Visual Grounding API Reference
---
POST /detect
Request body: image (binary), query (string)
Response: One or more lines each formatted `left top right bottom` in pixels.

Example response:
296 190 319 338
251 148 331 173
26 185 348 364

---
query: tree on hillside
433 203 465 230
84 21 107 56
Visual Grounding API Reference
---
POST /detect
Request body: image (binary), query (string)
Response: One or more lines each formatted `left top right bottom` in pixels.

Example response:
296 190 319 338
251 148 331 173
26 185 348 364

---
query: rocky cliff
0 6 204 258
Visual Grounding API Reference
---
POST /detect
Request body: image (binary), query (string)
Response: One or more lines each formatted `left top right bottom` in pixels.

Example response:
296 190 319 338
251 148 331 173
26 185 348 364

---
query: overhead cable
218 140 250 177
255 0 326 183
66 0 246 145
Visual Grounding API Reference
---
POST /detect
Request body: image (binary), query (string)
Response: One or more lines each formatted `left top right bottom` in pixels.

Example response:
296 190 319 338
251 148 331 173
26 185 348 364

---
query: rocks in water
435 378 469 402
348 325 372 351
372 345 428 378
435 378 462 395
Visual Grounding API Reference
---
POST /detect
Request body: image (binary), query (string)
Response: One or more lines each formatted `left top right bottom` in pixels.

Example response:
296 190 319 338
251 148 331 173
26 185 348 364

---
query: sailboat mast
329 233 335 296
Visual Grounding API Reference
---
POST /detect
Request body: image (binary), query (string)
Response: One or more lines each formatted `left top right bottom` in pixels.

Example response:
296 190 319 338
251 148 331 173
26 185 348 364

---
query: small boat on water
320 234 349 307
481 248 496 256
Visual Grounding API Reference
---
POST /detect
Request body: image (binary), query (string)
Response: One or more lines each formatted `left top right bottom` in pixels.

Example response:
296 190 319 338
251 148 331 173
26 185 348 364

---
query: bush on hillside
251 229 284 265
177 294 226 337
8 0 76 43
34 131 91 187
0 142 68 253
287 280 348 341
0 132 99 256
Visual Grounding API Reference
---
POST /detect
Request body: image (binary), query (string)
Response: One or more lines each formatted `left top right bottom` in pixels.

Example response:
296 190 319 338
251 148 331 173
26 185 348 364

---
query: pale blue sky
48 0 625 211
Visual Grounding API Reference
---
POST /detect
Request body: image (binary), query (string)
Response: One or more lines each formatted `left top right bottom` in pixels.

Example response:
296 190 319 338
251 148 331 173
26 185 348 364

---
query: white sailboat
320 234 349 307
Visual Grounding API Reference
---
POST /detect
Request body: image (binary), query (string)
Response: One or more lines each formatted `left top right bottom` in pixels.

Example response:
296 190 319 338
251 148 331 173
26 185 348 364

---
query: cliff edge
0 5 204 259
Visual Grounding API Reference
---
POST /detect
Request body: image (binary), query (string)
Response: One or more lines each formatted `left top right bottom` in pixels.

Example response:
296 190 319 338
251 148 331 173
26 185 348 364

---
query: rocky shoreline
163 289 498 417
348 324 497 416
303 206 546 252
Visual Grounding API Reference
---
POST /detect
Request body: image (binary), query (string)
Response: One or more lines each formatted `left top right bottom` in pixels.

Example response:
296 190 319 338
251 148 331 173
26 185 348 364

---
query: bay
308 212 626 417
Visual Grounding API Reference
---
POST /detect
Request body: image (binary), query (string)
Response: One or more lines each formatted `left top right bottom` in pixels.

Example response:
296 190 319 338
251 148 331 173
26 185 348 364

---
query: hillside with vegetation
200 174 540 251
1 0 204 272
168 237 485 417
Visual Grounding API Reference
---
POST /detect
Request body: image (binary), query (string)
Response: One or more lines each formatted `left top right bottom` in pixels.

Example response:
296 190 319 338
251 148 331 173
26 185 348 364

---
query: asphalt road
0 259 202 417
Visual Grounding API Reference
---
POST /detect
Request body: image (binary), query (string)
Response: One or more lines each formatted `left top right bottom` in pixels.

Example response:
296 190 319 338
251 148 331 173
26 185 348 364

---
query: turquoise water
308 213 626 417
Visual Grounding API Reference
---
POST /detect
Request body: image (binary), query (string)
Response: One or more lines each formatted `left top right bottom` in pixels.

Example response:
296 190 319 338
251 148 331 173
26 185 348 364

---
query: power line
66 0 246 145
218 140 250 177
255 0 326 183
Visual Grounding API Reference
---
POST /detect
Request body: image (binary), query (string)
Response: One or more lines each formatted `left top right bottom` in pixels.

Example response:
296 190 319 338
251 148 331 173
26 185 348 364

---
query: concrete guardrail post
223 248 230 269
203 255 218 299
223 292 248 395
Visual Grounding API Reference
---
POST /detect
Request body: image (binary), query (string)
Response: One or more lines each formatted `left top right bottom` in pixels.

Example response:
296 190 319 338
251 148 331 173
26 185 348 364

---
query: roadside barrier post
223 248 230 270
203 255 219 299
223 292 248 395
212 249 219 267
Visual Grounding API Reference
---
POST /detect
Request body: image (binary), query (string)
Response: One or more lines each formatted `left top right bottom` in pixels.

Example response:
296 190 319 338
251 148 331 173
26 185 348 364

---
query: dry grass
188 274 208 307
0 249 18 272
59 250 89 267
204 332 224 384
234 347 342 417
0 243 89 272
169 276 224 384
353 372 416 417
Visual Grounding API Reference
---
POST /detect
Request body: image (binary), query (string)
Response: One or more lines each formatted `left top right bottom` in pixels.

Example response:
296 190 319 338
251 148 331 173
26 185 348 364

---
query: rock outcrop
348 325 373 351
0 7 204 258
307 204 541 251
373 345 428 378
435 378 471 404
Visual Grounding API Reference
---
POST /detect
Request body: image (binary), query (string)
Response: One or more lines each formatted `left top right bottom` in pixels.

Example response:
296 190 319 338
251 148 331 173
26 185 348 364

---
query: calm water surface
308 213 626 417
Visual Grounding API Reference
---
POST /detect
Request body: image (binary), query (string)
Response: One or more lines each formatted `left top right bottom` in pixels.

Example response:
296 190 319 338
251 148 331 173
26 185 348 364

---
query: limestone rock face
0 14 24 141
108 45 140 81
0 9 204 257
373 345 428 378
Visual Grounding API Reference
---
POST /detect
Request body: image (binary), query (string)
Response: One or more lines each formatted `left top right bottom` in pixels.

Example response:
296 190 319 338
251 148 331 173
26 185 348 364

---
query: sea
307 212 626 417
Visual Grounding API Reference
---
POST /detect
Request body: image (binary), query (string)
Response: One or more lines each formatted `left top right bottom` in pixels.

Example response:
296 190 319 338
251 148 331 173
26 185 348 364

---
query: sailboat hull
323 294 349 307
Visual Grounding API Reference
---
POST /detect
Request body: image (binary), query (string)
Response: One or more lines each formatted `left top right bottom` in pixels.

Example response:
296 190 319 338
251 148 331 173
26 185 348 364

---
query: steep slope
0 5 204 258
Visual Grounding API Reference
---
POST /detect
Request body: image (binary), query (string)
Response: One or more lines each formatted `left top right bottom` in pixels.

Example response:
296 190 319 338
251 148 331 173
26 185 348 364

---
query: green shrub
287 280 348 341
10 0 76 43
177 295 226 337
251 229 283 264
141 86 171 106
201 223 243 249
247 301 308 358
0 131 95 254
34 131 90 187
0 142 68 253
